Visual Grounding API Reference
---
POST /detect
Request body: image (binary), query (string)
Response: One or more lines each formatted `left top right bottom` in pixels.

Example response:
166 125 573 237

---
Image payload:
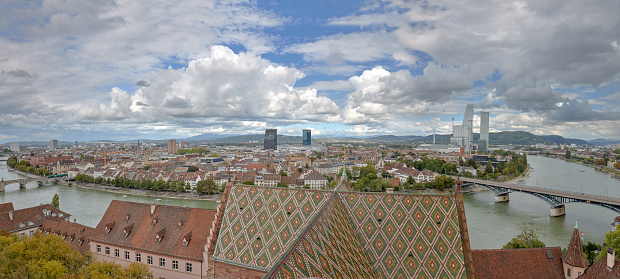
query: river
1 155 619 249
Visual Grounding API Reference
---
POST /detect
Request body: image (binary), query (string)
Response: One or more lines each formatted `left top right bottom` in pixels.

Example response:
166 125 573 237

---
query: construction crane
94 151 131 167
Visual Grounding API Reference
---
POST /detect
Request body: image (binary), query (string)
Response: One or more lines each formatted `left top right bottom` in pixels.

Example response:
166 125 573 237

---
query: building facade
89 201 218 279
9 142 19 152
302 129 311 146
264 129 277 150
168 139 177 155
479 111 489 153
50 139 58 151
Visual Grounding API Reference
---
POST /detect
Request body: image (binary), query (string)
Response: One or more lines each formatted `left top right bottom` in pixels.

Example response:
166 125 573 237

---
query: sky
1 0 620 142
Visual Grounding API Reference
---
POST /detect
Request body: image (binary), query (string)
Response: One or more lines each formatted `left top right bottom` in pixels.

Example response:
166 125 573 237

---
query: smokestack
433 129 436 144
8 211 13 221
151 203 156 215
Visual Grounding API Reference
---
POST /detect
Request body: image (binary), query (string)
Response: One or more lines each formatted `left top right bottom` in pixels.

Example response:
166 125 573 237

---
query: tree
210 152 219 157
277 182 288 188
187 166 199 172
279 170 287 176
242 180 255 185
614 162 620 169
142 166 151 170
594 159 607 165
51 193 60 208
485 161 493 173
596 224 620 262
566 150 571 159
196 179 217 194
502 227 546 249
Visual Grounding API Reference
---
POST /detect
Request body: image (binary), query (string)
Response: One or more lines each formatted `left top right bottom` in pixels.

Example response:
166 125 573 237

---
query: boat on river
579 170 585 172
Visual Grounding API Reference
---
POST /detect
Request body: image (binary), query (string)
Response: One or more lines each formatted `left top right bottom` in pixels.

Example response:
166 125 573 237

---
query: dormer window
125 214 130 221
152 217 158 225
182 232 192 247
59 213 63 218
177 220 183 227
104 221 115 235
123 224 133 238
155 228 165 243
52 213 57 217
19 223 25 228
69 237 73 242
43 209 51 216
27 221 34 226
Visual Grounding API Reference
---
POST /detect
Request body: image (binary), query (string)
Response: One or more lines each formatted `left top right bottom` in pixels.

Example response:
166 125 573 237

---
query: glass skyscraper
264 129 277 150
303 129 311 146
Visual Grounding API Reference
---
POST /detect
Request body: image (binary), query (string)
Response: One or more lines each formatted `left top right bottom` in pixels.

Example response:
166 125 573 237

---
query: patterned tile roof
471 247 564 279
212 185 332 270
268 196 377 279
212 185 470 279
580 251 620 279
338 192 467 279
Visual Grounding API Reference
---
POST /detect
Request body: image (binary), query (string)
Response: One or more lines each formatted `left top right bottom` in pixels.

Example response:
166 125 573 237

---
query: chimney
8 211 13 221
74 219 76 223
151 203 156 215
608 247 615 269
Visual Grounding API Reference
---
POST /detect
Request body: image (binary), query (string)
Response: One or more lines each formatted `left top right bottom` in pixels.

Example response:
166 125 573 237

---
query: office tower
50 139 58 151
9 142 20 152
303 129 311 146
479 111 489 152
450 104 475 153
167 139 177 154
264 129 277 150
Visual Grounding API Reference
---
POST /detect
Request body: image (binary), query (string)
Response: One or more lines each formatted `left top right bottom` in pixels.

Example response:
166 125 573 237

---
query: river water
2 155 619 249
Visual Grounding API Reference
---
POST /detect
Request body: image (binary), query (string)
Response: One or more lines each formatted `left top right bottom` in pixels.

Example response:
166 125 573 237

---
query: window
97 245 101 253
186 263 192 272
147 256 153 265
136 253 141 262
159 258 165 267
125 251 130 260
567 268 571 276
29 231 34 237
105 247 110 255
579 272 582 276
115 249 119 257
172 260 178 270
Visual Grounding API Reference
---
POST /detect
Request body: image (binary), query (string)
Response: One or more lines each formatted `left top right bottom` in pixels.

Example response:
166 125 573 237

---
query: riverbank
7 167 223 202
540 153 620 180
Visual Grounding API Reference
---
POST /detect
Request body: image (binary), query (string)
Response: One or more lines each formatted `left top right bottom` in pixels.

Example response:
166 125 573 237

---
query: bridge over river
454 176 620 216
0 176 60 192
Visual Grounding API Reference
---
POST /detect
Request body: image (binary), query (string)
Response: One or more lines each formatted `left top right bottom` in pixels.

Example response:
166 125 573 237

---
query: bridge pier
550 205 566 217
0 182 4 192
494 193 509 203
19 182 26 189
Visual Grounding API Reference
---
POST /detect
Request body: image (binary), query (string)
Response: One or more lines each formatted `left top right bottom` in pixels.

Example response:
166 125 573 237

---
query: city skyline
1 0 619 142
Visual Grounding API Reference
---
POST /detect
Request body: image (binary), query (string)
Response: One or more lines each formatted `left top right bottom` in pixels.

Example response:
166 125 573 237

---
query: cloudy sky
1 0 619 142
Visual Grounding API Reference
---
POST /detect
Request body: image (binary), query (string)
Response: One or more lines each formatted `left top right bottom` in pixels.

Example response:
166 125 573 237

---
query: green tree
242 180 255 185
502 228 546 249
566 150 571 159
196 179 217 194
277 181 288 188
485 161 493 173
51 193 60 208
279 170 287 176
187 166 199 172
210 152 219 157
596 225 620 262
142 166 151 170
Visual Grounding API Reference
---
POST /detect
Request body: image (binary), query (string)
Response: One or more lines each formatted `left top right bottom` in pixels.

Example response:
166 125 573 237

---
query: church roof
562 227 589 268
212 185 470 278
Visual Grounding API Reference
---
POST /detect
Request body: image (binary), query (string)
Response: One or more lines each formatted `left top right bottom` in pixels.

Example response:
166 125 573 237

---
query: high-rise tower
50 139 58 151
303 129 311 146
264 129 277 150
479 112 489 152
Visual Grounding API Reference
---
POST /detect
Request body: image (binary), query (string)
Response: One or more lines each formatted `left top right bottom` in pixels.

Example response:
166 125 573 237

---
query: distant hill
183 133 237 141
587 138 620 146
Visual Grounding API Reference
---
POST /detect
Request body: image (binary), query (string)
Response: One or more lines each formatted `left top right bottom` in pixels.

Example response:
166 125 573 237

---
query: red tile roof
581 252 620 279
0 202 14 213
40 219 93 254
563 228 589 268
472 247 564 279
89 200 217 261
0 204 70 233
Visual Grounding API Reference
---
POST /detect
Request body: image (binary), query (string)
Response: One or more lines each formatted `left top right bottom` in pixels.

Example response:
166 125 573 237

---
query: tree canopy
51 193 60 208
502 228 546 249
0 231 151 278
